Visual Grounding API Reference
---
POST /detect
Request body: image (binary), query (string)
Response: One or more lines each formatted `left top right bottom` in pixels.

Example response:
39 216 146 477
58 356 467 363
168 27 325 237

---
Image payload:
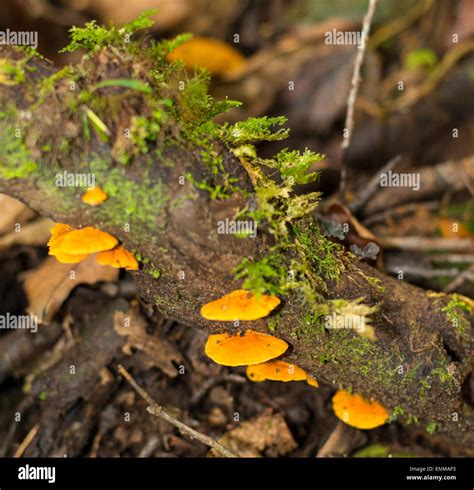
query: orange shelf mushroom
57 227 118 255
96 244 139 270
332 390 389 430
306 375 319 388
201 290 280 321
247 360 319 387
205 330 288 367
50 250 89 264
247 360 306 382
47 223 138 270
82 186 108 206
48 224 90 263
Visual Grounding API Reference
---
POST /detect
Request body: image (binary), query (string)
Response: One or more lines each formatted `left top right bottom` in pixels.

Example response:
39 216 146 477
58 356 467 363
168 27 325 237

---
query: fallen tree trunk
0 35 472 449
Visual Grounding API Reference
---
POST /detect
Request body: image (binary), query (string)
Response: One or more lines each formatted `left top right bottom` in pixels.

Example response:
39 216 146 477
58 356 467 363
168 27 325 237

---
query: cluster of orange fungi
201 289 389 430
47 186 137 269
48 223 138 270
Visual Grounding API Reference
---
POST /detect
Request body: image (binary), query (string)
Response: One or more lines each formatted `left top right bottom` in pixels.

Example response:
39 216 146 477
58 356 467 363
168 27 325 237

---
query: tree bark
0 44 472 449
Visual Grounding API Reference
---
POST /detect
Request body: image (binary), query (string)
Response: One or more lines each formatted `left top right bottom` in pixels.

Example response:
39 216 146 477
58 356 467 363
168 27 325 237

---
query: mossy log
0 34 472 450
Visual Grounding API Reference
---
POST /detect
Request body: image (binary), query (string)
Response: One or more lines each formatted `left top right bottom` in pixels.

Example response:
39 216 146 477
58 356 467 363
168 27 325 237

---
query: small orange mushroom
247 360 319 387
96 244 139 270
306 375 319 388
201 290 280 321
82 186 108 206
205 330 288 366
332 390 389 430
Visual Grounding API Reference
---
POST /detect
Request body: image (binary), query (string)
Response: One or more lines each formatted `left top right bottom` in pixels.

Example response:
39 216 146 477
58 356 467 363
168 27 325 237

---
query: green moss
406 415 420 425
358 272 386 293
88 156 167 233
148 33 193 59
267 316 281 333
38 66 77 99
218 116 289 145
0 113 37 179
0 59 25 85
130 108 166 154
178 71 240 127
147 267 161 279
233 254 287 297
60 10 157 53
38 391 48 401
185 173 236 200
389 405 405 422
441 294 473 334
425 421 437 434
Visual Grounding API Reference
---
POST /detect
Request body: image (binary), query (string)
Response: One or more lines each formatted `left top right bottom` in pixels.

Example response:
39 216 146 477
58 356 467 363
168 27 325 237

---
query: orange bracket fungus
52 226 118 255
332 390 389 430
246 360 319 388
48 223 138 269
200 290 280 321
205 330 288 367
81 186 108 206
96 245 139 270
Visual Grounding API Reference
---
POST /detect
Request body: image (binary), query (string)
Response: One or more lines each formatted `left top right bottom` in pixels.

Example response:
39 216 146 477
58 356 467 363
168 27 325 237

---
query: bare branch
340 0 379 196
117 365 239 458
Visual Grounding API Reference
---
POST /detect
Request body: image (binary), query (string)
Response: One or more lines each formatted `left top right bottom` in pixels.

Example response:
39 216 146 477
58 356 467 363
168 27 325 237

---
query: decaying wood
0 44 472 449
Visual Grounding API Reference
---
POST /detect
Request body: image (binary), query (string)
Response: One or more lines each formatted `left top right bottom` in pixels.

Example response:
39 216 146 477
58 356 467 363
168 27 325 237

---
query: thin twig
385 264 470 280
138 436 160 458
340 0 379 197
362 201 440 227
443 264 474 293
316 422 364 458
13 424 39 458
369 0 434 48
379 236 474 253
391 40 474 110
117 364 238 458
349 155 401 213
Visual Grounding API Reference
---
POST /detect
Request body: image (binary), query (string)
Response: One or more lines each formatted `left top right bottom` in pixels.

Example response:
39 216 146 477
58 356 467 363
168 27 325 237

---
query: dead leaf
0 217 54 252
114 310 182 377
209 411 297 457
0 194 36 235
21 255 118 322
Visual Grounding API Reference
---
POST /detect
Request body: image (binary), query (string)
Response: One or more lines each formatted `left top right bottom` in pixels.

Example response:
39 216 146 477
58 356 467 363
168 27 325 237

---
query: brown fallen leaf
0 194 36 235
0 217 54 252
21 255 119 322
209 410 297 458
114 310 182 377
